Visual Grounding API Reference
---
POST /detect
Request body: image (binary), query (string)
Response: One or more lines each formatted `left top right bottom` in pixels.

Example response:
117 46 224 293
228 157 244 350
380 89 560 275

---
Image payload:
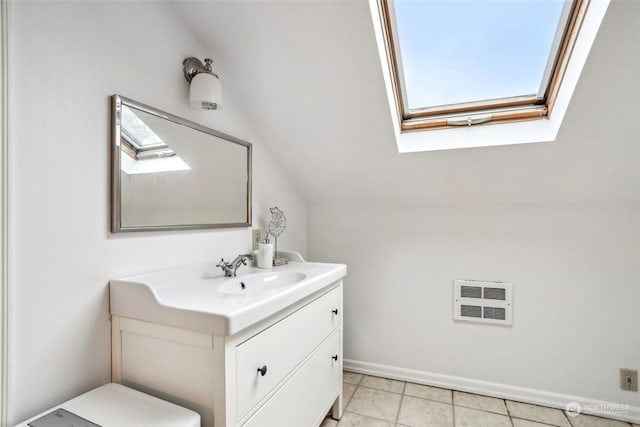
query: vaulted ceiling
172 0 640 205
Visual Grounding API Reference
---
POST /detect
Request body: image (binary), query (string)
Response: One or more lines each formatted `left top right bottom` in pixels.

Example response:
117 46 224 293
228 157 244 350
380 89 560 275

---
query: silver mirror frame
111 94 252 232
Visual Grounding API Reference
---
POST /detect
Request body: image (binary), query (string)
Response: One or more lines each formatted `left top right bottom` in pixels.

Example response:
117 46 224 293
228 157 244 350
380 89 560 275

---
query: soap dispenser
257 237 274 269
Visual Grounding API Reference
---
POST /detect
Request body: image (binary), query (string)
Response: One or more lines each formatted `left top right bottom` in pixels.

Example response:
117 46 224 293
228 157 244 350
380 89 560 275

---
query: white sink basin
110 260 346 336
219 272 307 296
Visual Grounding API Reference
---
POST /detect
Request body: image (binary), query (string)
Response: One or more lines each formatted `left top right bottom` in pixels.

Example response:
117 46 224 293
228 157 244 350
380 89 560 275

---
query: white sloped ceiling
172 0 640 205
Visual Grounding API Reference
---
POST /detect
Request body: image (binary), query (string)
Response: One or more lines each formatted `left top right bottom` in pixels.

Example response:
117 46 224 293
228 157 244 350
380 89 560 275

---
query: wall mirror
111 95 252 232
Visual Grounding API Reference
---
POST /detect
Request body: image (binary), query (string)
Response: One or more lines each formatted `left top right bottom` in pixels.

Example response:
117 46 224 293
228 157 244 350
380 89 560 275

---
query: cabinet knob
332 309 339 315
332 355 338 361
257 365 268 376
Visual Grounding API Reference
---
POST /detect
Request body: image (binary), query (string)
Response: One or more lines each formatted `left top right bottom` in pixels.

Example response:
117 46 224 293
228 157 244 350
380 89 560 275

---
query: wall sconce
182 57 222 110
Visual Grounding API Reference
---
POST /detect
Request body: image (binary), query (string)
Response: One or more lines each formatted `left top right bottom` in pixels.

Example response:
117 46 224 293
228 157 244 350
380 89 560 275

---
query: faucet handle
216 258 227 267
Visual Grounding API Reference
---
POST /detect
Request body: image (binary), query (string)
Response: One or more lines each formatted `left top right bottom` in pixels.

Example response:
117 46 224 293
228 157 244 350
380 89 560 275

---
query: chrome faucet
217 254 255 277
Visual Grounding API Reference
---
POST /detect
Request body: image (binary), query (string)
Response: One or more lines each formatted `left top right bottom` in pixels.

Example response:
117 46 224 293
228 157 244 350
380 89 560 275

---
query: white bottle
257 241 274 269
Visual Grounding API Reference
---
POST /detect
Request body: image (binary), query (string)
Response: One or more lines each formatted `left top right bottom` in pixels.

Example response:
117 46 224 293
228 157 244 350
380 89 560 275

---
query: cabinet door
242 331 341 427
236 286 340 419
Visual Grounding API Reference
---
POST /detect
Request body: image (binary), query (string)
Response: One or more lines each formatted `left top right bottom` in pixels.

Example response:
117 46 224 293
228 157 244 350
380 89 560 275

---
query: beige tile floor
320 372 639 427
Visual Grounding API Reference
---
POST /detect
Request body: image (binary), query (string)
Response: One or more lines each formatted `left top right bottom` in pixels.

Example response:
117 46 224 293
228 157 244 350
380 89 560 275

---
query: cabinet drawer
236 286 340 420
242 331 341 427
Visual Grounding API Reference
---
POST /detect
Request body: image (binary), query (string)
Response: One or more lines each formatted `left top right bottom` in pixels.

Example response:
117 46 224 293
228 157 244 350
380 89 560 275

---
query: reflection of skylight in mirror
392 0 565 110
121 105 165 148
120 153 191 175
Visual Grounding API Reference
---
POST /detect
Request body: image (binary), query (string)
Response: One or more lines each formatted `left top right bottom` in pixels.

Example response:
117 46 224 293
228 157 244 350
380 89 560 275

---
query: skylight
120 105 191 174
379 0 587 130
121 105 167 151
394 0 565 110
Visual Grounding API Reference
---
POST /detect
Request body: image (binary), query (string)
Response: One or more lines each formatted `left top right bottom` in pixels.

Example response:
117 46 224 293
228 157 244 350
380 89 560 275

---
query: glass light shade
189 72 222 110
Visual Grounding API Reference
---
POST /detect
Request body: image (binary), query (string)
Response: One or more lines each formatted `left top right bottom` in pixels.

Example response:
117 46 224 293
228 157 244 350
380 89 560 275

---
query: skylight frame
121 105 170 152
378 0 589 132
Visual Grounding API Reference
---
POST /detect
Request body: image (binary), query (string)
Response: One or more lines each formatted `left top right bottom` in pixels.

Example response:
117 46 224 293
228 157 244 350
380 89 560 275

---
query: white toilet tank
14 383 200 427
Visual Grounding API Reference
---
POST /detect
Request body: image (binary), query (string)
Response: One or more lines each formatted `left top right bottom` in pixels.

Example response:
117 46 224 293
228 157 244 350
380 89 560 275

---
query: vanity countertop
110 261 346 336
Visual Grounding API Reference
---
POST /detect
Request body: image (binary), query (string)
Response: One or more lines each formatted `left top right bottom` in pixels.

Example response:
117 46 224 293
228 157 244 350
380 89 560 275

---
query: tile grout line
342 372 363 414
343 382 355 415
450 389 456 427
505 398 515 427
330 373 362 424
394 381 407 425
395 394 405 425
357 383 405 395
452 396 457 427
453 400 514 417
506 400 514 427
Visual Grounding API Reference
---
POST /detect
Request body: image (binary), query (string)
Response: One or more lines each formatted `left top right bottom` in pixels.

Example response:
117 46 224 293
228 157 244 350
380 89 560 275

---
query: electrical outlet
620 368 638 391
252 229 261 251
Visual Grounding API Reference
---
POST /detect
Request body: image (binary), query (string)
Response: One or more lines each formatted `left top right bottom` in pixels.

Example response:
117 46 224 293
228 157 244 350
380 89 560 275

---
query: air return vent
454 280 512 325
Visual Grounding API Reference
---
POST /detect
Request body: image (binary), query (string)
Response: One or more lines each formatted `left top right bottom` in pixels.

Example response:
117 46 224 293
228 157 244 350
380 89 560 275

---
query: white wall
7 1 306 424
309 202 640 409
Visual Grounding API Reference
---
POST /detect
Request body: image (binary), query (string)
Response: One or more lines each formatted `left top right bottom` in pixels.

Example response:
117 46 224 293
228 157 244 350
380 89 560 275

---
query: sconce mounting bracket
182 57 218 83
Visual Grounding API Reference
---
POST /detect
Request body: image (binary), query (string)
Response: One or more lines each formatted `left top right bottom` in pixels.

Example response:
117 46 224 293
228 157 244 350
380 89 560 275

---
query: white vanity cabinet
111 280 343 427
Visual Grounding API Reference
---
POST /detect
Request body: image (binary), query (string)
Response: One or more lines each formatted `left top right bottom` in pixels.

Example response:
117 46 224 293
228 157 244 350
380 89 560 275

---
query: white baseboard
344 359 640 424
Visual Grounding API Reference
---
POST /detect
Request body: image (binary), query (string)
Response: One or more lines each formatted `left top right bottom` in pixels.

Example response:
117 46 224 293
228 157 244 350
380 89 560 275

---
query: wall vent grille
483 307 506 320
461 286 482 298
483 287 506 300
454 280 512 325
460 305 482 318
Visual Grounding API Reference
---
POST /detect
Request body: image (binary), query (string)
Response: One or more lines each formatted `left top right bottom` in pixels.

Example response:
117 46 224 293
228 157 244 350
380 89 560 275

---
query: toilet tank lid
17 383 200 427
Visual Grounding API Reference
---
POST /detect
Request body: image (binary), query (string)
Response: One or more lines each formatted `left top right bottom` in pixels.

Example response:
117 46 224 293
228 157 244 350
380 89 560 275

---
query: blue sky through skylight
393 0 566 110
